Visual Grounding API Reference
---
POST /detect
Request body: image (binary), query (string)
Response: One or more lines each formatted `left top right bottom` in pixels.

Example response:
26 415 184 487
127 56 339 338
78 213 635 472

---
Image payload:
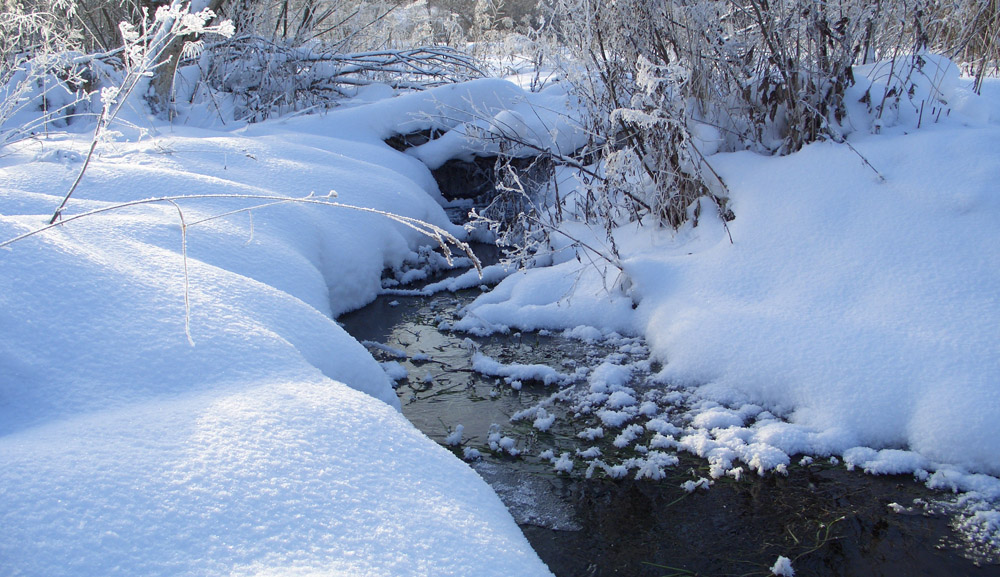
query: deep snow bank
0 377 549 576
0 81 555 575
635 122 1000 474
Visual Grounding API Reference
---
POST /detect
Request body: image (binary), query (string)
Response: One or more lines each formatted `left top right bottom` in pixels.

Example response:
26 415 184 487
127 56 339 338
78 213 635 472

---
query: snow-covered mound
636 120 1000 475
0 82 555 576
0 377 549 576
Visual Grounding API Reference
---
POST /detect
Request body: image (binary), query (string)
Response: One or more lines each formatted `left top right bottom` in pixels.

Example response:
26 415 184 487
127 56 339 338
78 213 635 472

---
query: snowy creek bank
338 247 1000 577
0 81 571 575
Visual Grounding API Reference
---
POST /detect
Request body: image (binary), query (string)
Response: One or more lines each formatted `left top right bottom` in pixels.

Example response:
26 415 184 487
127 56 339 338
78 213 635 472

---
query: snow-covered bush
190 0 485 121
200 39 483 121
2 1 489 131
0 0 90 145
427 0 541 36
1 1 235 145
515 0 1000 233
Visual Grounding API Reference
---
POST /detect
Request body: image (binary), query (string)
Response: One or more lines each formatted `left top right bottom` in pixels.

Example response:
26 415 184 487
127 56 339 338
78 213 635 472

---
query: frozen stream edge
339 251 1000 574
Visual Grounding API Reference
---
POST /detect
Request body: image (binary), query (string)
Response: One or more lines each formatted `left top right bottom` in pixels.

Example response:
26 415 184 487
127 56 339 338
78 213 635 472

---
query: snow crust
0 81 557 576
0 378 548 576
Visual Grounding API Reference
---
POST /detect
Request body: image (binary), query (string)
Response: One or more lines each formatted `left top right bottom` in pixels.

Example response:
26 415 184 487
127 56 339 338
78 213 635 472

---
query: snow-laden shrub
1 1 236 145
186 0 485 121
0 0 89 144
3 0 487 131
0 52 108 146
199 38 484 122
517 0 999 234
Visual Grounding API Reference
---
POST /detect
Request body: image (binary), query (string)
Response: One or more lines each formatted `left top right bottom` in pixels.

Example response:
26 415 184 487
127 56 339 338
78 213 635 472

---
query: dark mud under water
338 254 999 577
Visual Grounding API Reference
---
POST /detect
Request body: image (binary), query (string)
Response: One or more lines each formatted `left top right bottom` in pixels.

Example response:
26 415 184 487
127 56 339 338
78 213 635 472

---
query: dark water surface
338 257 999 577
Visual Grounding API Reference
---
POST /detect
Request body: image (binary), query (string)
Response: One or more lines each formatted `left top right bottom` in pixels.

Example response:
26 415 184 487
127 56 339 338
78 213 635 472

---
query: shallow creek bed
338 249 999 577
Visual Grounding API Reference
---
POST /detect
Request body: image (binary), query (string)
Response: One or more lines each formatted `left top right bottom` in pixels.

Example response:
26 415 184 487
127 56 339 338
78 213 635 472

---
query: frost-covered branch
11 193 478 272
202 36 485 121
4 191 481 342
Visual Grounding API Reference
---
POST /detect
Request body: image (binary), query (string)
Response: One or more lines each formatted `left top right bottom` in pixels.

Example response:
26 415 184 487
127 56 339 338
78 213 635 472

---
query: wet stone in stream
338 261 1000 577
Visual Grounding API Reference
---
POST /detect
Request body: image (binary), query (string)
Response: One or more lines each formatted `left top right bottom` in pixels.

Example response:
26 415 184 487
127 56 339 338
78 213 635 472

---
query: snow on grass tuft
613 424 646 448
444 424 465 446
553 452 574 473
770 555 795 576
681 477 713 492
532 409 557 432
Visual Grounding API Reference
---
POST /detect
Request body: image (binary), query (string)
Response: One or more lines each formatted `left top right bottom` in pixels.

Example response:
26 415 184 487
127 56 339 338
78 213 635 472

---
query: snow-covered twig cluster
202 39 485 121
514 0 999 235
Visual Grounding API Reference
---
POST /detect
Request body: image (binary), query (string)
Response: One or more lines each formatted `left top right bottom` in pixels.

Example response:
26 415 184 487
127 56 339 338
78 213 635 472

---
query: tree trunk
147 0 230 117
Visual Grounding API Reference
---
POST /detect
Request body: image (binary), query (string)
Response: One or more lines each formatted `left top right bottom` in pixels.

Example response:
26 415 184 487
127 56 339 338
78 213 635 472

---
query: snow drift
0 81 556 576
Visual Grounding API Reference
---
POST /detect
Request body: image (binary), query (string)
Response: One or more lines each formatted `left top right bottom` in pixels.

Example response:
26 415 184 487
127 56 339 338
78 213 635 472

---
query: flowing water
338 248 999 577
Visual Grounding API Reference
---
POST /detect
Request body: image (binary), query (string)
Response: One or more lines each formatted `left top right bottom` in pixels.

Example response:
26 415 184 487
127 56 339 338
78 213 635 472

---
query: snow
645 418 681 436
0 378 546 576
588 361 633 392
552 452 575 473
631 452 680 480
532 409 557 431
562 325 605 342
460 71 1000 483
488 427 521 456
5 44 1000 573
0 80 558 576
680 477 713 493
406 81 589 169
636 118 1000 475
384 260 518 295
843 447 931 476
471 351 577 386
770 555 795 576
613 424 646 448
597 408 635 428
380 360 409 382
606 390 638 409
692 407 745 430
444 424 465 446
453 260 638 336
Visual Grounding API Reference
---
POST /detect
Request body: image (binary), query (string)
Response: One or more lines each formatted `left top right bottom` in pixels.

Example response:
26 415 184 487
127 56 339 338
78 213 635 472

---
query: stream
338 245 999 577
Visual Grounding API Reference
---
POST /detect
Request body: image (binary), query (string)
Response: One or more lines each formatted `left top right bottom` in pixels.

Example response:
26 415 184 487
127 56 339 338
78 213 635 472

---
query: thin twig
163 198 194 345
8 193 481 275
841 140 886 182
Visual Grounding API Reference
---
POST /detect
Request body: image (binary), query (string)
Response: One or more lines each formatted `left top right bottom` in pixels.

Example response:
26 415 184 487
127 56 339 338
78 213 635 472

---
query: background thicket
2 0 997 231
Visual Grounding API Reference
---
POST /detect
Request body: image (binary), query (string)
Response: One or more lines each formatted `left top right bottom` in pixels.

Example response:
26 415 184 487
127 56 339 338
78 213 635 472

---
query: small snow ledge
407 82 589 170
